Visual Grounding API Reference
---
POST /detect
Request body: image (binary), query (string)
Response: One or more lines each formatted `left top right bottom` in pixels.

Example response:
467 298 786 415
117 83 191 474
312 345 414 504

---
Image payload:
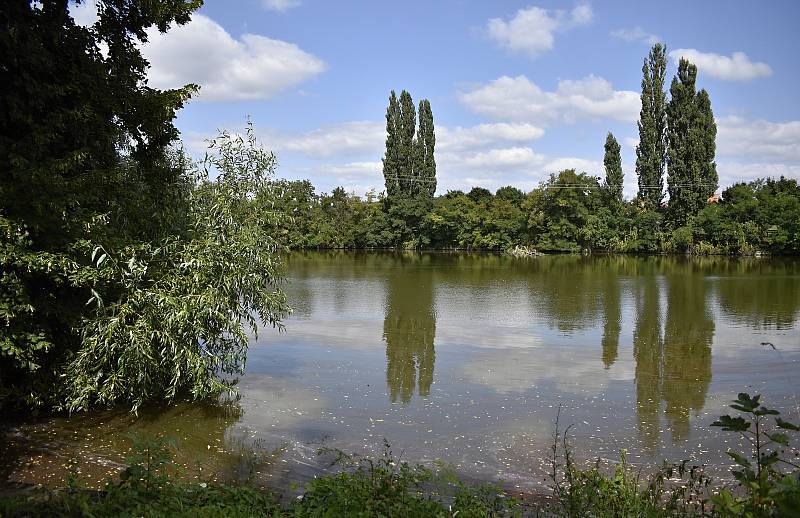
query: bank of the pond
3 391 799 517
2 397 798 518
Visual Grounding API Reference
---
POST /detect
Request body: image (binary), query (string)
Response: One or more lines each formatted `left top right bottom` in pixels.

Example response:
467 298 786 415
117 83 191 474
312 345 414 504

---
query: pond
3 252 799 492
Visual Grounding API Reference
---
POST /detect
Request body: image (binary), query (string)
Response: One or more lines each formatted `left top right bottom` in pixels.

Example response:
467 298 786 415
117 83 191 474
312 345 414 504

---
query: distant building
707 193 721 204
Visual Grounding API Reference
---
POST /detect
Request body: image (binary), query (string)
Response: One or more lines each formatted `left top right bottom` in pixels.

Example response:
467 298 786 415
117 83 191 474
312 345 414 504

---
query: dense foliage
0 1 289 411
264 173 800 255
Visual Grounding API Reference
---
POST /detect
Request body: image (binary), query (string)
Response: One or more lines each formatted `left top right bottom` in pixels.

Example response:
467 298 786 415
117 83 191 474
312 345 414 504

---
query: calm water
3 253 800 491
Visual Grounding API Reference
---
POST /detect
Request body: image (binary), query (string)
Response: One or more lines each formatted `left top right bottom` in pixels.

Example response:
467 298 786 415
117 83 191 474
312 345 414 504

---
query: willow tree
0 1 290 411
635 43 668 209
0 0 201 409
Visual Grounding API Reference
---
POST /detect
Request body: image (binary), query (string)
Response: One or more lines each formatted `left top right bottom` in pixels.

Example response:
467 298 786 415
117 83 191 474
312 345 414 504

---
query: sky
70 0 800 198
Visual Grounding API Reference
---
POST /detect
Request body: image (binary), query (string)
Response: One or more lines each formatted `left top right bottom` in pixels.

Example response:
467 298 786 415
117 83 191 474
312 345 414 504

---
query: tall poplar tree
382 91 401 197
635 43 668 209
603 132 623 205
696 89 718 199
383 91 436 199
415 99 436 197
666 59 718 227
398 90 417 195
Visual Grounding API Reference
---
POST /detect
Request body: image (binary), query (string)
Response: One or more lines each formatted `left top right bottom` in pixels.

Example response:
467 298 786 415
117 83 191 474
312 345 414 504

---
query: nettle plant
711 393 800 515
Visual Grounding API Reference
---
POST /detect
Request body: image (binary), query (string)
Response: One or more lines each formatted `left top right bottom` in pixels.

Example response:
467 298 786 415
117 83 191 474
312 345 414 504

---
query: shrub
710 393 800 516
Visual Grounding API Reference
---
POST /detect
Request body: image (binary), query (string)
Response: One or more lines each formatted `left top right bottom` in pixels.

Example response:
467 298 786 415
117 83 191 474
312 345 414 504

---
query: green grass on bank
1 393 798 517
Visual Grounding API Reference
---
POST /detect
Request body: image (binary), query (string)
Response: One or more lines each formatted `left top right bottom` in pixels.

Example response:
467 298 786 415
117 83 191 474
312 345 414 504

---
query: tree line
264 44 799 254
265 174 800 254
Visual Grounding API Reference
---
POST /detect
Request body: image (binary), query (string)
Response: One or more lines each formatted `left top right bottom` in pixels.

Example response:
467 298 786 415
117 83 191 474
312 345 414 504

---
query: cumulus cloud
262 0 301 12
437 123 545 152
141 14 325 101
462 147 543 169
703 116 800 189
611 27 660 45
311 161 385 196
256 121 546 161
669 49 772 82
717 116 800 162
459 75 639 124
487 3 593 58
717 161 800 187
188 117 606 196
433 146 604 194
543 157 603 174
268 121 385 158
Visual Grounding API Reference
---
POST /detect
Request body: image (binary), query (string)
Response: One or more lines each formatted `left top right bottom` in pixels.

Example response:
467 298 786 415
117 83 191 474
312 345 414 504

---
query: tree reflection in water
633 258 714 449
601 258 623 368
383 254 436 404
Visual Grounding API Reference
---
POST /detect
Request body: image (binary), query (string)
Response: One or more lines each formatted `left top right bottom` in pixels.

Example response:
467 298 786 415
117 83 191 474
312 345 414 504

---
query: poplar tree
383 91 436 199
635 43 668 209
666 59 718 226
415 99 436 198
696 89 718 199
382 91 401 197
398 90 417 195
603 132 623 205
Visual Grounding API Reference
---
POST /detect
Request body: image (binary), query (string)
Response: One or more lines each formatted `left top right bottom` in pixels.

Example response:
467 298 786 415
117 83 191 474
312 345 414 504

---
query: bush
710 393 800 516
64 125 291 412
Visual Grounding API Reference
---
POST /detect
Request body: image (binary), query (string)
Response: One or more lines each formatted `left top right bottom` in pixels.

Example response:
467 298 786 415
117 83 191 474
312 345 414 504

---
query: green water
3 253 799 491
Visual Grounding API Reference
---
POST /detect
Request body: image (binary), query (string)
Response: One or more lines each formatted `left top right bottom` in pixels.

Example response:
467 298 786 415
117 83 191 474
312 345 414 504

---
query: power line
380 176 718 191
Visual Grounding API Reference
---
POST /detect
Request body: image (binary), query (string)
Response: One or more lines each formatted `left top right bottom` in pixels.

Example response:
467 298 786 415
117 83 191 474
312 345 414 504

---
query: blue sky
72 0 800 198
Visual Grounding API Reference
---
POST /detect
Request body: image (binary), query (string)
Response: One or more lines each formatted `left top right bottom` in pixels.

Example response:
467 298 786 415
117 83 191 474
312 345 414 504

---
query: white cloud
462 147 543 169
262 0 301 12
611 27 660 45
270 121 384 158
437 123 545 152
543 157 602 174
487 3 592 58
256 121 546 161
188 118 606 196
459 75 640 125
69 1 98 26
141 14 325 101
717 161 800 187
623 137 639 150
434 146 604 194
669 49 772 82
717 116 800 162
313 161 384 195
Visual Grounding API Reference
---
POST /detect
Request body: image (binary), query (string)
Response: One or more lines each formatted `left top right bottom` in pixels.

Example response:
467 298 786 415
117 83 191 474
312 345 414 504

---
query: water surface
3 253 799 491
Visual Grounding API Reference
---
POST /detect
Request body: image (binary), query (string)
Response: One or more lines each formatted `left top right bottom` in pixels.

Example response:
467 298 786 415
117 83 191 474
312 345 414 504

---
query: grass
1 393 798 517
